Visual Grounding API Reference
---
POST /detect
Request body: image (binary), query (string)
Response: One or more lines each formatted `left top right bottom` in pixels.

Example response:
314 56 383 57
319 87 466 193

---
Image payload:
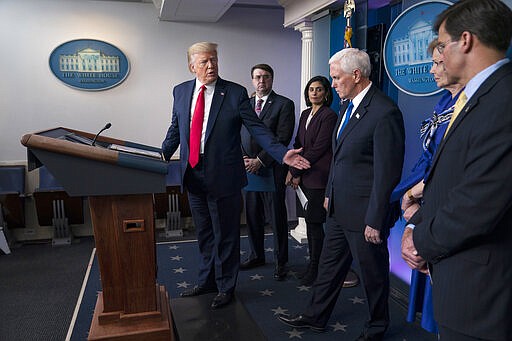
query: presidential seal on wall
49 39 130 91
383 1 452 96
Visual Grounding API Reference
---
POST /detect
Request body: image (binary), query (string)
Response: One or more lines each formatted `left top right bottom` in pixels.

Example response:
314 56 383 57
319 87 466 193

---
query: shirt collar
195 79 217 93
350 81 372 112
465 58 509 100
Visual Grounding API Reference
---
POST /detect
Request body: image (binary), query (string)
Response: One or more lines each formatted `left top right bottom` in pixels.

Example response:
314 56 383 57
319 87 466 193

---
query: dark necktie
255 98 263 116
189 85 206 168
337 101 353 140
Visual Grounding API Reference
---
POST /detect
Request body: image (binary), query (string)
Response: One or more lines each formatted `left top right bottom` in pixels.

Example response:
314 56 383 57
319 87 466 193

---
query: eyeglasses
253 75 271 81
436 39 457 54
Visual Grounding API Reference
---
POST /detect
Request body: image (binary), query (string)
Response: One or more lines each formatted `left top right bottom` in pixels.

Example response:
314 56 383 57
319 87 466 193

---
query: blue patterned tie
337 101 353 140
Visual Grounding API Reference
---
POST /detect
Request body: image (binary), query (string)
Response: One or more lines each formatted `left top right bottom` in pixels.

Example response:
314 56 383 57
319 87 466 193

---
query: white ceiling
158 0 282 22
93 0 282 22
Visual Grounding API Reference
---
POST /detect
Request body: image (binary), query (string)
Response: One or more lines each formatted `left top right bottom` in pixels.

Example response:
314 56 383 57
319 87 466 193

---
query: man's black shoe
343 269 360 288
180 286 217 297
277 314 325 332
210 292 233 309
240 258 265 270
274 264 287 281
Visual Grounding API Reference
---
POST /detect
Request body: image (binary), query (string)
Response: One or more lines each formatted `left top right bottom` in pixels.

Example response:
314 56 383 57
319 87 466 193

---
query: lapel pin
355 113 360 119
221 92 225 96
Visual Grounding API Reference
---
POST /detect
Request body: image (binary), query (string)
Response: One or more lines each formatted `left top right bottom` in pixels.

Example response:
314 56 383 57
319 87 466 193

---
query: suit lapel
334 86 375 154
426 63 512 183
205 78 227 143
258 91 274 120
184 80 196 142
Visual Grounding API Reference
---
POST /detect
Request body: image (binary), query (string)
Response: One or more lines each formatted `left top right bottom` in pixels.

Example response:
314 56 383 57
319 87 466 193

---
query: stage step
171 293 266 341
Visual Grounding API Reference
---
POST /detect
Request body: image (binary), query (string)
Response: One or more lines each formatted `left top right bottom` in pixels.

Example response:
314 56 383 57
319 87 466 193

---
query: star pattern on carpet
75 236 433 341
176 281 191 288
286 328 305 339
260 289 274 296
271 306 288 315
287 270 299 278
297 285 311 291
331 321 348 332
349 296 365 304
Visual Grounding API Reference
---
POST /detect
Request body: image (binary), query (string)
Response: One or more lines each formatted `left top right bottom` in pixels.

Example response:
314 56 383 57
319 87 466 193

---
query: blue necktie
337 101 353 139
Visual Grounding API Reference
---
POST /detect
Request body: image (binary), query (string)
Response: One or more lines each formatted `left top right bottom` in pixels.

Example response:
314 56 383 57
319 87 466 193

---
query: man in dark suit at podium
401 0 512 339
240 64 295 281
162 42 309 310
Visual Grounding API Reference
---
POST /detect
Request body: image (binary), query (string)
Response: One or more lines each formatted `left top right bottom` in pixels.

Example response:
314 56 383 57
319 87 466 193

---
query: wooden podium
21 127 174 341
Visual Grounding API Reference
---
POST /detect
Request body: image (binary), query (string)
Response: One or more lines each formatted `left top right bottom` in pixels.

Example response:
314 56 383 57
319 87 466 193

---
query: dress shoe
299 267 318 286
210 292 233 309
343 269 360 288
240 258 265 270
273 264 287 281
180 286 217 297
277 314 325 332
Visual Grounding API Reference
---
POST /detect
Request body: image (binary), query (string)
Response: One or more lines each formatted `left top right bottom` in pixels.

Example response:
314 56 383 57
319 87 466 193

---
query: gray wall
0 0 301 163
0 0 302 239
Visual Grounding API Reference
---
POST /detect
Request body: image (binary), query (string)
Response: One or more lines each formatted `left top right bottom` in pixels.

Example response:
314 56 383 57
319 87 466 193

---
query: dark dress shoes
277 314 325 332
273 264 287 281
240 258 265 270
210 292 233 309
180 286 217 297
343 269 360 288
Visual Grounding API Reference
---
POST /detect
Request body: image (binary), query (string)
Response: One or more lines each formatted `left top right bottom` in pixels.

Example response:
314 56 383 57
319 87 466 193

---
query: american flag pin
356 113 360 119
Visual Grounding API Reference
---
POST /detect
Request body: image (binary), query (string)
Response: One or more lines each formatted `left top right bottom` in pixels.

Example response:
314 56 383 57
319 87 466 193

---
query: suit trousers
184 157 241 294
244 163 289 265
304 215 390 336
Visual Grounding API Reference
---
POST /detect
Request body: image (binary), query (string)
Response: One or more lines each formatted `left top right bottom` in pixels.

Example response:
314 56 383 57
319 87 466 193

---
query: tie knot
199 85 206 92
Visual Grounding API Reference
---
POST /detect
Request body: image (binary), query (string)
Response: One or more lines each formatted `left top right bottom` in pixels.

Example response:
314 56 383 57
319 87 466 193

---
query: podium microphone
91 123 112 146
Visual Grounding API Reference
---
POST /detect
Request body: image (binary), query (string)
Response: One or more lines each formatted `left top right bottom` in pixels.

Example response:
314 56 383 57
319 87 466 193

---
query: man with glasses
240 64 295 281
401 0 512 339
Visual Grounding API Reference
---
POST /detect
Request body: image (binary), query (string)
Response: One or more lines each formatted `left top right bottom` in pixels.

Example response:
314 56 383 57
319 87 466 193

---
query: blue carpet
69 235 436 340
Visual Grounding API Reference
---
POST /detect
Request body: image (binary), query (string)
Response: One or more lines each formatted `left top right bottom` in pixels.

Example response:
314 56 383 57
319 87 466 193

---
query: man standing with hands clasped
278 48 404 340
240 64 295 281
162 42 309 310
401 0 512 339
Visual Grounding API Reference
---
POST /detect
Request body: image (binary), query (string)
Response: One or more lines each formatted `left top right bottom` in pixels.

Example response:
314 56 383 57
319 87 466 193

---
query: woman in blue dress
391 39 464 334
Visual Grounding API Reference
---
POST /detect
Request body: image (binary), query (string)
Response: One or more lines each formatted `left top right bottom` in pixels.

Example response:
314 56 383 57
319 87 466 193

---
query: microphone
91 123 112 146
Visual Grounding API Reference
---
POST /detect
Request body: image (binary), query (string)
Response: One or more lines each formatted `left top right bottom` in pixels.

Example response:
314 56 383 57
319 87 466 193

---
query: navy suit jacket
241 90 295 167
325 85 404 232
162 77 288 198
412 62 512 339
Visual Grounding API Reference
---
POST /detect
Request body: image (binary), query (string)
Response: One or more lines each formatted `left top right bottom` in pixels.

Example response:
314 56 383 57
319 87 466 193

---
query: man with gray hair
278 48 404 341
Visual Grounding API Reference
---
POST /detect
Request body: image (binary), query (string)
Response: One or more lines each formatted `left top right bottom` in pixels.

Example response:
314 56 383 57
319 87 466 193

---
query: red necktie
189 85 206 168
